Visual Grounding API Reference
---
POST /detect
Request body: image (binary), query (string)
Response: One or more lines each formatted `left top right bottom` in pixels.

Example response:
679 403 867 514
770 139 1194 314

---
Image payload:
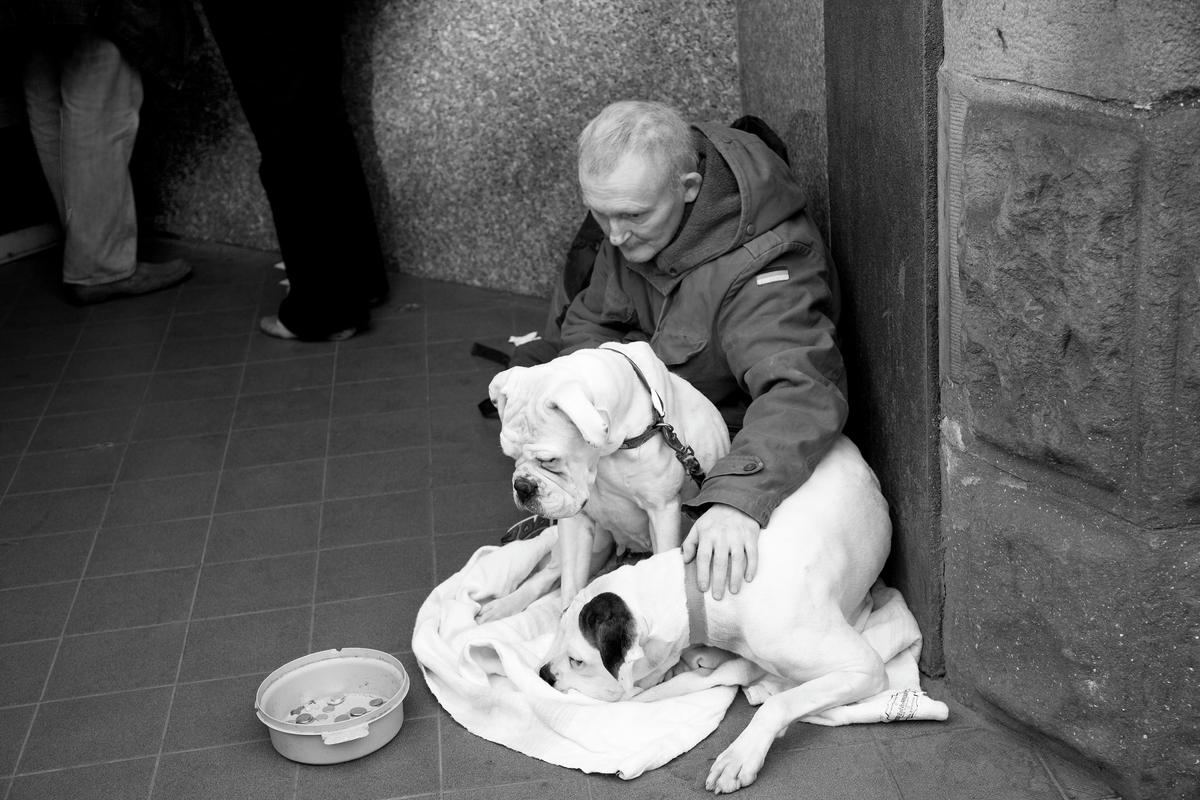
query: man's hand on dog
683 503 760 600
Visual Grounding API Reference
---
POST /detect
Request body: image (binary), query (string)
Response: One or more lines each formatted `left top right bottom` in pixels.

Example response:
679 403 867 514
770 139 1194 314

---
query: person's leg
22 41 66 222
56 31 141 286
202 0 388 340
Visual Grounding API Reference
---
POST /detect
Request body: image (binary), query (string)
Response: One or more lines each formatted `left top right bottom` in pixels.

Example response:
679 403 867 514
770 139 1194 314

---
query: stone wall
135 0 741 297
939 2 1200 797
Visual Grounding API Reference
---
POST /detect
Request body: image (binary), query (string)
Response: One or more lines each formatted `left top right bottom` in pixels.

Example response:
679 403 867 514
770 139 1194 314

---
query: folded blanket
412 526 947 779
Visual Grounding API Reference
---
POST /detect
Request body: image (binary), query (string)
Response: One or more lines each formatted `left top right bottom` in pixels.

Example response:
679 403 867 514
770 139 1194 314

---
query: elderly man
558 100 848 600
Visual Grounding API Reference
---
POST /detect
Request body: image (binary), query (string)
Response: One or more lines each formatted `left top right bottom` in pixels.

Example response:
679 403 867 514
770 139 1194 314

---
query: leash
598 343 707 488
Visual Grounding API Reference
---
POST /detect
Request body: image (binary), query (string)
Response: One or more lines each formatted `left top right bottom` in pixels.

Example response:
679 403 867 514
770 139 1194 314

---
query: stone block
944 0 1200 103
942 74 1200 522
941 439 1199 800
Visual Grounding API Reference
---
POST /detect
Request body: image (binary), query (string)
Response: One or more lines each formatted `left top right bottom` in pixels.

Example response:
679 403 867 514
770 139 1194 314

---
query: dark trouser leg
200 0 388 338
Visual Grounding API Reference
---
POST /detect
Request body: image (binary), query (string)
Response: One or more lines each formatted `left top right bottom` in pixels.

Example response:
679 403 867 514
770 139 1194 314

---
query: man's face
579 153 700 264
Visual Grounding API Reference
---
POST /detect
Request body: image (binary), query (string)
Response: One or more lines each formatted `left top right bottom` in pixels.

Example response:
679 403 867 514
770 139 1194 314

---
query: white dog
538 435 893 794
480 341 729 621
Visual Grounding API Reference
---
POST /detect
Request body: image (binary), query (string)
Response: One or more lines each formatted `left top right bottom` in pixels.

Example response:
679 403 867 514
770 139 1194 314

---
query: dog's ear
548 382 610 448
578 592 636 679
488 367 524 419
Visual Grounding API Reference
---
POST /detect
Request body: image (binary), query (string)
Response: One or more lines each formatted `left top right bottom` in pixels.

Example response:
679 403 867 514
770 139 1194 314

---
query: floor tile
215 460 325 513
334 343 425 383
293 716 440 800
0 530 94 589
166 308 257 341
133 396 237 440
315 539 434 603
234 386 332 429
241 354 334 394
163 673 270 751
327 409 430 456
324 449 428 500
439 717 578 791
79 315 169 350
206 503 321 563
26 407 138 452
6 756 156 800
332 376 428 418
311 591 426 655
320 491 431 548
157 333 250 371
0 639 57 706
145 364 242 403
879 726 1063 800
0 705 36 774
87 518 210 576
193 553 317 618
431 442 514 486
0 384 53 420
224 419 328 469
0 486 110 540
65 567 198 634
8 444 125 493
179 607 311 682
102 473 219 527
443 777 591 800
432 480 523 536
44 622 187 699
62 342 159 381
118 432 228 481
152 741 297 800
18 686 173 771
0 354 67 389
0 582 76 644
0 324 80 359
46 374 149 415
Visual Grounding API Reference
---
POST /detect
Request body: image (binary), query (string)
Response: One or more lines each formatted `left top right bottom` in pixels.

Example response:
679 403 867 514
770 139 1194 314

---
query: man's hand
682 503 760 600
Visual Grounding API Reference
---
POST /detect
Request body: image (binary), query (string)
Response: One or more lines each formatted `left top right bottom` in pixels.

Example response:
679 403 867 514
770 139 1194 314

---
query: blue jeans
23 31 142 286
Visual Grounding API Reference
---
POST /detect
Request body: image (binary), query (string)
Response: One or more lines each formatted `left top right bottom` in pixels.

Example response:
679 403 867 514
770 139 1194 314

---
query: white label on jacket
756 269 790 286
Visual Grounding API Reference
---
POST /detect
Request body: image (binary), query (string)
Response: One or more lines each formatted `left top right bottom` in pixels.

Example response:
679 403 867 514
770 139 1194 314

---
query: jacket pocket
652 329 708 368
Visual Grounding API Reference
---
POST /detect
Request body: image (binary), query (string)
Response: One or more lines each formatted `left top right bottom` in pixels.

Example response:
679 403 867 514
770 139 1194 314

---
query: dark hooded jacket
560 122 847 527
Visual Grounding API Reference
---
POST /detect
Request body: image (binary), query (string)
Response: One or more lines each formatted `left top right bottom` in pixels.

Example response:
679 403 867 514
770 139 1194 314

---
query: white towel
411 526 947 779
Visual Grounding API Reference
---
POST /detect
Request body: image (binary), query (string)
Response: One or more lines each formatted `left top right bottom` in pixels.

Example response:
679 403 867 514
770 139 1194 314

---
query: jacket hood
654 122 808 278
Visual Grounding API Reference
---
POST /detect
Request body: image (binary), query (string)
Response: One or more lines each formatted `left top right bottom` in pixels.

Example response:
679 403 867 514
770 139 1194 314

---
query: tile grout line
145 282 268 800
4 298 99 798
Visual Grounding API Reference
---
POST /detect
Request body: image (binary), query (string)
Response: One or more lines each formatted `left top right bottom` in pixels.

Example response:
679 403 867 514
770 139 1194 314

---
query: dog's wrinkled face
538 591 642 701
489 367 613 519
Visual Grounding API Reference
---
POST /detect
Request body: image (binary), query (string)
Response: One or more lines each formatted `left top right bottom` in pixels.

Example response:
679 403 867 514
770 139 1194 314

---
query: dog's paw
705 737 768 794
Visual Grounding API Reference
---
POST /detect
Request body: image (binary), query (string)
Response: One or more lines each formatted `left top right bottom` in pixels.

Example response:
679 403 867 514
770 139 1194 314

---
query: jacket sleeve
683 239 848 527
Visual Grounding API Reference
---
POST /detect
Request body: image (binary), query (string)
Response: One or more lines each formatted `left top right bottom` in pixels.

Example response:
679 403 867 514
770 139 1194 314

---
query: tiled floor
0 239 1119 800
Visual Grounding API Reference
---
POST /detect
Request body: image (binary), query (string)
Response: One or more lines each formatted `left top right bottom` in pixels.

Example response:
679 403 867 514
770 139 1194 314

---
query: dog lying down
480 340 730 622
537 436 942 794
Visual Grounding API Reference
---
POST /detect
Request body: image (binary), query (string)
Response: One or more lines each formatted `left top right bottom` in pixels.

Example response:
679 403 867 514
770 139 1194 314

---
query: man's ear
681 171 702 203
578 592 636 678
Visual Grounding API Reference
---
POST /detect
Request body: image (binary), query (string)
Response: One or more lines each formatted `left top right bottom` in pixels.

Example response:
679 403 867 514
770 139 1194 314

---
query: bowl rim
254 647 409 736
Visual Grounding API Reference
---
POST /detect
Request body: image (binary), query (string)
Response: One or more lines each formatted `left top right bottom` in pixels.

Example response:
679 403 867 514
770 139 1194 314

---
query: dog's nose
514 476 537 504
538 664 556 686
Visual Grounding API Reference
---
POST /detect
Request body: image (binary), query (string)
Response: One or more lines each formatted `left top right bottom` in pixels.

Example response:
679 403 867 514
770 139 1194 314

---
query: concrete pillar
939 3 1199 797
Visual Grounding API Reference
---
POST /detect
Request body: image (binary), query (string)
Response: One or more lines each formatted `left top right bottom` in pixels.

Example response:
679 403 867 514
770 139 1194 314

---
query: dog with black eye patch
537 435 893 795
478 340 729 623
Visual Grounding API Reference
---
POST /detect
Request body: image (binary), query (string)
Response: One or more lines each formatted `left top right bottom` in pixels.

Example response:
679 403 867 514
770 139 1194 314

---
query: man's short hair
577 100 698 184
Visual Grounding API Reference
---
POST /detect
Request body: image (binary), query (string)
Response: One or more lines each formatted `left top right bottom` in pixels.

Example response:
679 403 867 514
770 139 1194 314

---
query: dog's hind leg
705 631 886 794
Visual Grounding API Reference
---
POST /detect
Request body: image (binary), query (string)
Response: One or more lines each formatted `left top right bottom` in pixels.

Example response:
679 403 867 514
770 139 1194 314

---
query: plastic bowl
255 648 409 764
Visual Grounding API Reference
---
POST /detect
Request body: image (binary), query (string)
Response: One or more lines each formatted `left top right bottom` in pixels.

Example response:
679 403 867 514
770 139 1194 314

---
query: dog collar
599 344 707 487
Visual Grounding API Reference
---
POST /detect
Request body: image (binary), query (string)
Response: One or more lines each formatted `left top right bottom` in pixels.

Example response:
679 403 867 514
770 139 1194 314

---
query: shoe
68 259 192 305
500 514 553 544
258 315 357 342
